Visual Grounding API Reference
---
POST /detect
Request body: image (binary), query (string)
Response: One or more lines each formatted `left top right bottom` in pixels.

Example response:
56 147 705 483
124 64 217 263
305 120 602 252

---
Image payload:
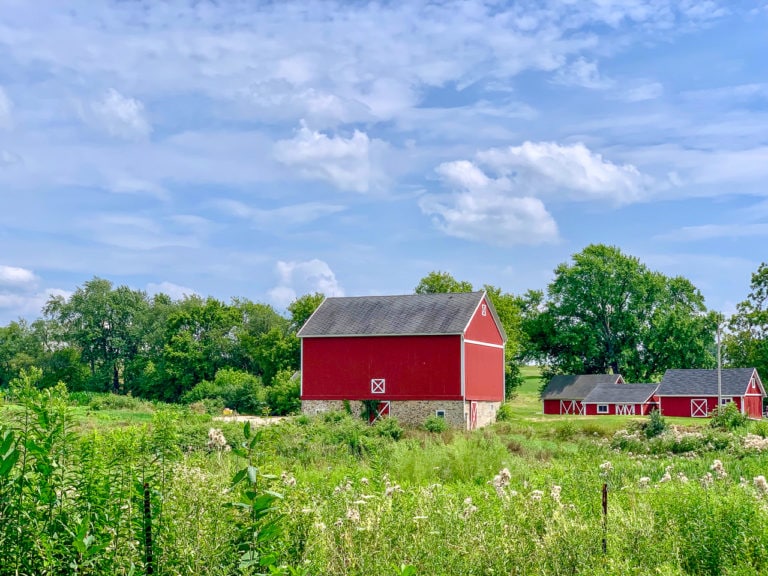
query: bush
181 369 266 414
374 417 404 440
266 369 301 415
496 403 513 422
554 420 576 441
752 420 768 438
88 393 151 412
424 415 448 433
645 409 667 438
710 402 748 431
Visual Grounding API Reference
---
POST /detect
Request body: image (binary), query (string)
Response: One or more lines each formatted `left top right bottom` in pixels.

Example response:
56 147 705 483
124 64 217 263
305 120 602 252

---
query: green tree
44 278 150 392
523 244 716 385
414 271 474 294
725 262 768 379
0 320 43 387
287 292 325 332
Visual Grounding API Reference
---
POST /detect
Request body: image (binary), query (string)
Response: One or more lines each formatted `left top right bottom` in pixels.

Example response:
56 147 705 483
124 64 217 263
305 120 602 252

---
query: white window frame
691 399 708 417
371 378 385 394
720 397 733 405
435 409 446 418
597 404 609 414
481 304 487 316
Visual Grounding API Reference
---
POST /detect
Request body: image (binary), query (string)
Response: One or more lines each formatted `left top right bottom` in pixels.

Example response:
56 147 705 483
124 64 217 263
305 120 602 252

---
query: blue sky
1 0 767 323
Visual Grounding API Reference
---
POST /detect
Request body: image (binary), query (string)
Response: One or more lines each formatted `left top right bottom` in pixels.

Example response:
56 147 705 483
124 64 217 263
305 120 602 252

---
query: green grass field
0 379 764 575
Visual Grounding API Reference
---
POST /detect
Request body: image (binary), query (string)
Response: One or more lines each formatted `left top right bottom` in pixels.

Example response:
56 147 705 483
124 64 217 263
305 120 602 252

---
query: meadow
2 369 768 575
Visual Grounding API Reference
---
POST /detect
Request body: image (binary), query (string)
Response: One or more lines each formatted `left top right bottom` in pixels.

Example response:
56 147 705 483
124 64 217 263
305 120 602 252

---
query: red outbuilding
541 374 625 415
656 368 765 419
581 383 659 416
297 291 506 429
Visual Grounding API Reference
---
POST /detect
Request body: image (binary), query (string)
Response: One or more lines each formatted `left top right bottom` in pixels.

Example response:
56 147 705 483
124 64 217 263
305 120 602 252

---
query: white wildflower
346 508 360 523
710 460 727 479
638 477 651 488
207 428 229 451
530 490 544 502
460 497 477 519
754 476 768 496
700 472 714 488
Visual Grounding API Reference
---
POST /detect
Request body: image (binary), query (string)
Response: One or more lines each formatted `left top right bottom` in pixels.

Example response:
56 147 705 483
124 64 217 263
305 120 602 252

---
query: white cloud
554 58 614 89
268 259 344 307
419 191 559 246
215 199 345 226
110 178 169 201
618 82 664 102
146 281 198 300
274 122 383 192
79 214 205 250
0 265 37 287
476 141 650 203
88 89 151 139
0 263 69 320
0 87 12 130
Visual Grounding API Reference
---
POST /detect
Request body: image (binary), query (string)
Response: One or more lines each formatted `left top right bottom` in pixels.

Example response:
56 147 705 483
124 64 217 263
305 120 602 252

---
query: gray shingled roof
583 383 658 404
541 374 624 400
297 291 506 339
656 368 763 397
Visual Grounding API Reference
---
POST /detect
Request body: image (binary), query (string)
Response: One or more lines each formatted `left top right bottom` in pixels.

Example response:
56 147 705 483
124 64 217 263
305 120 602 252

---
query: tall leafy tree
44 278 150 392
287 293 325 332
0 320 43 387
725 262 768 379
414 271 474 294
523 244 717 385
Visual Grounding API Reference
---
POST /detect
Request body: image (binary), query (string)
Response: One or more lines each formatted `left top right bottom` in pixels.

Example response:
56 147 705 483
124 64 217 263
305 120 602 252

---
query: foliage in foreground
4 380 768 574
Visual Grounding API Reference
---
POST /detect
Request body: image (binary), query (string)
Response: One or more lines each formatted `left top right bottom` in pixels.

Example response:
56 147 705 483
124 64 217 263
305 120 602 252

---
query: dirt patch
212 415 288 426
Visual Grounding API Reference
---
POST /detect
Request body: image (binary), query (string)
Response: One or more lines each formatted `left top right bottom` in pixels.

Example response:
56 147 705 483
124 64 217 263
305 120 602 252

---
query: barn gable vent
371 378 385 394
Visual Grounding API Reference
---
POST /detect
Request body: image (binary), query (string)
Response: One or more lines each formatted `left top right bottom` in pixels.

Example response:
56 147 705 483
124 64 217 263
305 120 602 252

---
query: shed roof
656 368 764 397
297 291 506 340
583 383 659 404
541 374 624 401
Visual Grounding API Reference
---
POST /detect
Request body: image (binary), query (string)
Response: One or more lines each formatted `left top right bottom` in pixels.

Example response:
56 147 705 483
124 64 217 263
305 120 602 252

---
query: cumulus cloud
476 141 650 203
420 140 652 246
146 281 198 300
88 89 151 139
0 264 69 321
274 122 383 193
0 87 12 130
0 265 37 287
268 259 344 307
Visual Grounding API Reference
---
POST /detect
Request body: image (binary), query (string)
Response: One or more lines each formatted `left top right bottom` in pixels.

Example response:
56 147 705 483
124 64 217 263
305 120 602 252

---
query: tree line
1 244 767 408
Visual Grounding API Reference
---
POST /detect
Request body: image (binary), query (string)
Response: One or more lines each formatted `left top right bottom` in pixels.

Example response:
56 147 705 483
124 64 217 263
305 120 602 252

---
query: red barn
582 383 659 416
297 291 506 429
541 374 625 415
656 368 765 419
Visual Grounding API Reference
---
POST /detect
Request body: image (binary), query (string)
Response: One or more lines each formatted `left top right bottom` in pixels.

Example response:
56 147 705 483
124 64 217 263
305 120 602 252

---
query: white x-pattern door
616 404 635 416
691 399 708 417
560 400 584 415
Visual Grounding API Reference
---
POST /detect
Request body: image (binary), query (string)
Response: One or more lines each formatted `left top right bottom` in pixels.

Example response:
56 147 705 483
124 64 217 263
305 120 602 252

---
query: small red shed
297 291 506 429
581 383 659 416
541 374 625 415
656 368 765 419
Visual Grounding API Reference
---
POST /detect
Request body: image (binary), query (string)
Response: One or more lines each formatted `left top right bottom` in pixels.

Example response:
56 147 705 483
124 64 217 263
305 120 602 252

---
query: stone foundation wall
472 401 502 428
302 399 501 429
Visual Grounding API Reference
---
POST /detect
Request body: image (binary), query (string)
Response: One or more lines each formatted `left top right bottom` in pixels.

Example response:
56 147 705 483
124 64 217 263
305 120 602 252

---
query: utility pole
717 322 722 409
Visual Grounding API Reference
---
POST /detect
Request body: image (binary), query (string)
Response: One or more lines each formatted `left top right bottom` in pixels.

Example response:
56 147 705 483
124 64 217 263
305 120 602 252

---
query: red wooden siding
464 296 504 345
744 395 763 419
543 399 560 414
464 341 504 401
660 396 743 418
301 335 462 400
